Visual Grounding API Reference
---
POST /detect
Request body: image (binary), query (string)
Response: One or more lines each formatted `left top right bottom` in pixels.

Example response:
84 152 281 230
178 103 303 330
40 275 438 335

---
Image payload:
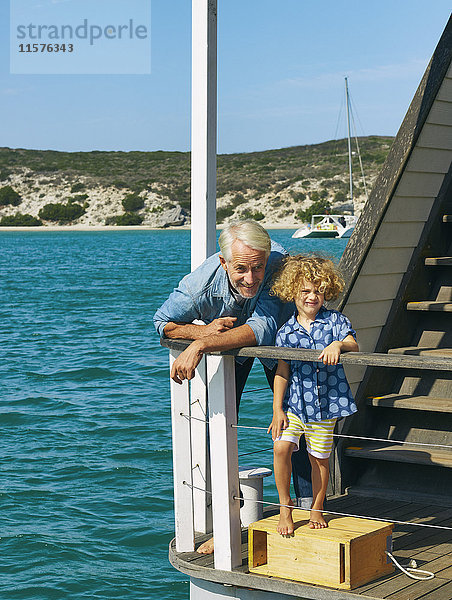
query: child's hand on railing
318 341 342 365
267 410 289 441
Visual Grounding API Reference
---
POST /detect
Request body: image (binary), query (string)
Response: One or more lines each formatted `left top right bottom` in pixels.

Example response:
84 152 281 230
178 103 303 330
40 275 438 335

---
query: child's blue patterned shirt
275 307 358 423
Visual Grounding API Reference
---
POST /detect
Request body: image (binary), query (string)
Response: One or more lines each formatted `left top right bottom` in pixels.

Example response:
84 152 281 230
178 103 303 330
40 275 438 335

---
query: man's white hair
218 220 271 262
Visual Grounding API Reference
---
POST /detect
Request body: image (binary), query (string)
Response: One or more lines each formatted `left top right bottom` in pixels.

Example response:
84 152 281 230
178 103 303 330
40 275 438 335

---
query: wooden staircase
339 208 452 504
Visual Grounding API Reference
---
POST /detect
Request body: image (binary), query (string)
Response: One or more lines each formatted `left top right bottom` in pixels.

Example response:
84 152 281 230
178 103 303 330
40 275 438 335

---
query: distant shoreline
0 223 298 232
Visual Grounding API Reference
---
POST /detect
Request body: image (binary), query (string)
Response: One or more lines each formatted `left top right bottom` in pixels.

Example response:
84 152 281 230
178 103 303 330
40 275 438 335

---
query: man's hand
170 323 257 384
171 340 204 384
202 317 237 336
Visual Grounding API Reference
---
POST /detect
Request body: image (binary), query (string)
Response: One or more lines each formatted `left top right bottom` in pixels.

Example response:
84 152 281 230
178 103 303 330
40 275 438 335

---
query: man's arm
164 317 237 340
170 324 256 384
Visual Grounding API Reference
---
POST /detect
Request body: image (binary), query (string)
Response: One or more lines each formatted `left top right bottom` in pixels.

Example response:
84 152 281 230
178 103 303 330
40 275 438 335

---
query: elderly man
154 220 312 552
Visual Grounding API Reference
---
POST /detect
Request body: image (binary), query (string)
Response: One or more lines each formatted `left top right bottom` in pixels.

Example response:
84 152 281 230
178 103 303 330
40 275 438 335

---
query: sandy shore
0 222 299 232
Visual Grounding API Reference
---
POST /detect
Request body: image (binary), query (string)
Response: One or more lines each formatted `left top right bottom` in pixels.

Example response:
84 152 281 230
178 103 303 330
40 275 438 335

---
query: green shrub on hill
296 199 332 222
0 213 42 226
290 191 306 202
230 193 246 208
0 170 11 181
113 180 129 189
0 185 21 206
0 137 393 226
122 193 144 212
216 205 235 223
114 213 143 226
38 202 85 223
334 191 347 202
241 209 265 221
67 194 88 203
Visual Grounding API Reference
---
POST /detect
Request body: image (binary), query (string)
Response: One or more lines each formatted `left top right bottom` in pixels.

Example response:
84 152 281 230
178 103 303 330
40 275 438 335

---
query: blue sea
0 230 347 600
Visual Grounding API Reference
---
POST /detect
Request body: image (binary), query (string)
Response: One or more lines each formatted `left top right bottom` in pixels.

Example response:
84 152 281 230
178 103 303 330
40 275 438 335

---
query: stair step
407 301 452 312
443 215 452 223
425 257 452 266
344 443 452 468
388 347 452 358
368 394 452 412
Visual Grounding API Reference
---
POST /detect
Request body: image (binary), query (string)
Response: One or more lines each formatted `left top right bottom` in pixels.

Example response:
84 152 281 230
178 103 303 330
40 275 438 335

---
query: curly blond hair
271 254 344 302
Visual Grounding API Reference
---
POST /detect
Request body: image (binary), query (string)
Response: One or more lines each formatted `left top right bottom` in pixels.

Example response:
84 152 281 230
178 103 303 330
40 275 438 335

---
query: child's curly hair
271 254 344 302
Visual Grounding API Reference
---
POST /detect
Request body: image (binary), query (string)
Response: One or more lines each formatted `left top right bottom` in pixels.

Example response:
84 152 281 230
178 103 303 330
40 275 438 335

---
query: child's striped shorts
276 411 337 459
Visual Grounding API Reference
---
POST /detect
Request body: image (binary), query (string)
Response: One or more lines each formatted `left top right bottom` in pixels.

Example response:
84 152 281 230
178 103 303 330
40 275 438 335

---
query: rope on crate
385 552 434 581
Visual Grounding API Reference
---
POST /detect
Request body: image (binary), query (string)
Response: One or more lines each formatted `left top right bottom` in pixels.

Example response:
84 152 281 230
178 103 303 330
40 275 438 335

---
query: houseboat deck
170 493 452 600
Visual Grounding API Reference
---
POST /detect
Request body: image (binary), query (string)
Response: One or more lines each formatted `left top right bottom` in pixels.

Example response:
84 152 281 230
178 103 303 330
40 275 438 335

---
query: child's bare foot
277 499 294 536
309 509 328 529
196 537 214 554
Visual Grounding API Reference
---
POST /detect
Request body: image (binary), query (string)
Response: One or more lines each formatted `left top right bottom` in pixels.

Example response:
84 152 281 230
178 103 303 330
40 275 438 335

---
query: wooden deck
169 493 452 600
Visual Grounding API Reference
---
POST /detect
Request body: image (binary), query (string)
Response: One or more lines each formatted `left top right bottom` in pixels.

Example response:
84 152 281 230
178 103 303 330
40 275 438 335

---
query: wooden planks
161 338 452 371
406 301 452 312
426 99 452 127
344 443 452 468
384 196 435 222
417 122 452 150
170 494 452 600
425 257 452 266
368 394 452 413
344 301 393 330
372 221 427 248
359 248 415 276
388 347 452 358
405 147 452 173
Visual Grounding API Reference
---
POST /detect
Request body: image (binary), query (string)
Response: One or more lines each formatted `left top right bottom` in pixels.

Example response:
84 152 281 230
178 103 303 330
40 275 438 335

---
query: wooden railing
162 338 452 571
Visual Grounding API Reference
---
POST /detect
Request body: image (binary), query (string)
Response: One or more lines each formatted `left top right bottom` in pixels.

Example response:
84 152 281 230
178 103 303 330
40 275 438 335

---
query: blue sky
1 1 451 154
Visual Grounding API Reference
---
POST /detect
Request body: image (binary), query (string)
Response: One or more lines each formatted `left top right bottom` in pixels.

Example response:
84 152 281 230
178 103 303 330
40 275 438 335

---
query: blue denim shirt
153 240 294 366
275 307 357 423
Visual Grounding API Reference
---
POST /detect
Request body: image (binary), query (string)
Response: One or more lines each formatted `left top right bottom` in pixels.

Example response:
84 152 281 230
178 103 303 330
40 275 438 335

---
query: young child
268 254 358 534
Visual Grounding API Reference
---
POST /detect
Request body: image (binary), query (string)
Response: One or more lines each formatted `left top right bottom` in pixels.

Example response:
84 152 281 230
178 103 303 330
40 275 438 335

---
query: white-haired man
153 220 312 552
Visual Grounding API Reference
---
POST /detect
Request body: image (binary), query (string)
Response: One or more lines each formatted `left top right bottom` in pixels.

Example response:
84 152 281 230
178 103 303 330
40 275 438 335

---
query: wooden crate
248 509 394 590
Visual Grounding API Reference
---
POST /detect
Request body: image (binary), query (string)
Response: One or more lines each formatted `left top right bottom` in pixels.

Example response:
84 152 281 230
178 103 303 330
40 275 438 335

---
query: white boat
292 213 357 239
293 77 366 241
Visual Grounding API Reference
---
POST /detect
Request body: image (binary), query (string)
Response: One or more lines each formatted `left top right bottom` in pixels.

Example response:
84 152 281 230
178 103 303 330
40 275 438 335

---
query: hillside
0 136 393 227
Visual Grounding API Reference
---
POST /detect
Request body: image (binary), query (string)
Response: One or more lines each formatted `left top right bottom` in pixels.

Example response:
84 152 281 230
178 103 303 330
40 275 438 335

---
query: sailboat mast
345 77 353 204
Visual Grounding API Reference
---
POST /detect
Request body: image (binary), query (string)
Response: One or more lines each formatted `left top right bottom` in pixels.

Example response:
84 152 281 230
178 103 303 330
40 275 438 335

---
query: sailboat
292 213 357 238
292 77 364 239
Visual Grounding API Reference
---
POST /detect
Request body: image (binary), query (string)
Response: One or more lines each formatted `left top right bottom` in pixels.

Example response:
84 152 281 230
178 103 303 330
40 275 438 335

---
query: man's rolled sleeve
153 278 199 338
245 287 282 346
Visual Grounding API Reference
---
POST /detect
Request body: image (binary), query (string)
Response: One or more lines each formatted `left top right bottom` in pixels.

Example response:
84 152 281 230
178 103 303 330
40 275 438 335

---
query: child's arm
318 334 359 365
267 359 290 441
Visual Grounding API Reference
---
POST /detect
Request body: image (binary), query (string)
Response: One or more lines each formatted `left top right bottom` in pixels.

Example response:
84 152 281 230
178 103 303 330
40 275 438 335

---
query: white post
191 0 217 270
170 350 195 552
206 355 242 571
190 356 212 534
238 467 272 527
